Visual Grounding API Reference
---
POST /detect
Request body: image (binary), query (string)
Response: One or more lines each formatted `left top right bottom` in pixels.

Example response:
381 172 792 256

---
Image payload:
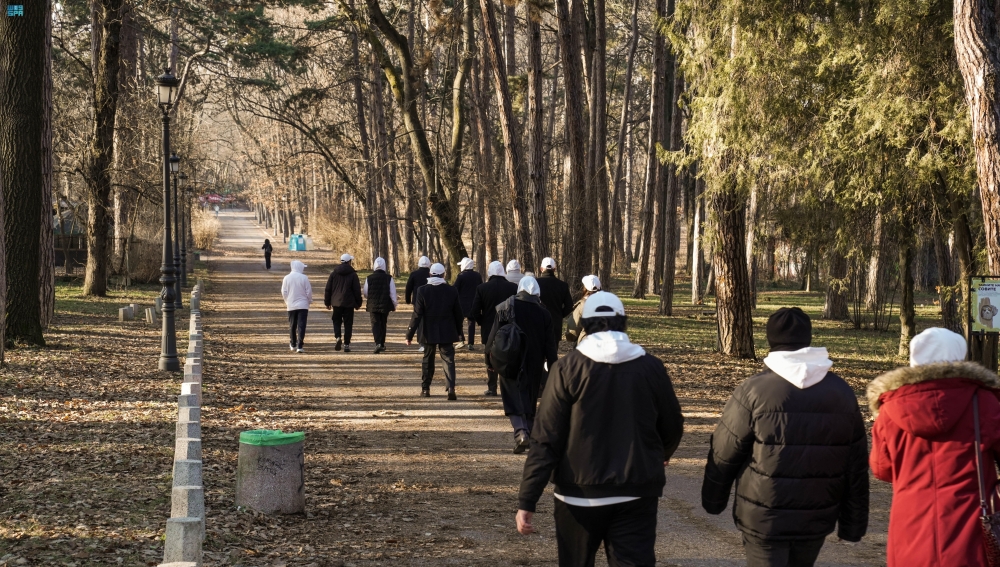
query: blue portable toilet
288 234 305 251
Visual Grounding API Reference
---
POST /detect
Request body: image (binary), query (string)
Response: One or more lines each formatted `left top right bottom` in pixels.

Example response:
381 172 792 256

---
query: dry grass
311 210 372 267
192 208 220 249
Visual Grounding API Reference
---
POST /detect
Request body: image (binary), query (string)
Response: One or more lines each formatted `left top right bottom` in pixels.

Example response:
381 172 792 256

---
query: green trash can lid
239 429 305 446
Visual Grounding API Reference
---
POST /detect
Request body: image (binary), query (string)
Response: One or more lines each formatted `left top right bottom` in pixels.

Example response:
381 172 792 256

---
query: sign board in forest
971 277 1000 333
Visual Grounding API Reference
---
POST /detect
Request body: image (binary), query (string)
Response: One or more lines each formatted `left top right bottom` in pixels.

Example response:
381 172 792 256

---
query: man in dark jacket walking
406 263 463 400
405 256 432 304
487 276 558 452
536 257 574 349
364 257 397 354
453 257 483 350
324 253 363 352
470 261 518 396
701 307 869 567
517 291 684 566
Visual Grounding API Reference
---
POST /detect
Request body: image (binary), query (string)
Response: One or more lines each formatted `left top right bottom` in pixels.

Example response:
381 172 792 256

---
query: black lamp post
179 172 189 288
156 69 180 372
170 154 183 309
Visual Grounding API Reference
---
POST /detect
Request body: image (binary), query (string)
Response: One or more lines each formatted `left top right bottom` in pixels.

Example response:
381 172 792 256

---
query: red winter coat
868 361 1000 567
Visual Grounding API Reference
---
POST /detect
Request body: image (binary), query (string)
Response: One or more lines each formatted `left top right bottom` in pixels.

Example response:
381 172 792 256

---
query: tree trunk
691 177 704 304
526 2 549 258
480 0 534 269
954 0 1000 273
898 242 916 357
745 182 759 309
658 54 682 315
39 0 55 329
610 0 639 273
470 57 499 266
823 249 849 320
447 0 475 214
591 0 611 285
933 221 960 332
0 1 45 344
952 198 977 338
712 183 755 359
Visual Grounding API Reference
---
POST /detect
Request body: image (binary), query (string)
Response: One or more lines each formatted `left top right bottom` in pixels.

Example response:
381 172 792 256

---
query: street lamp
178 172 189 288
170 154 183 310
156 69 180 372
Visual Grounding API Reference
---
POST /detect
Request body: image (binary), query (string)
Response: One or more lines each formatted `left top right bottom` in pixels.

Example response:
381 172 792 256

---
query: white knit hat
582 291 625 318
909 327 967 367
581 274 601 292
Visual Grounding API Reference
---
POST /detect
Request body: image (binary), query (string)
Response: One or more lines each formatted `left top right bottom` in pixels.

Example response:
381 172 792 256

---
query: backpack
489 302 527 382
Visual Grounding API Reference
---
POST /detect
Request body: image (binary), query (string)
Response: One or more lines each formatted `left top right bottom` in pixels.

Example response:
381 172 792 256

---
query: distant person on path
324 253 363 353
505 259 524 286
516 292 684 566
536 257 574 350
869 327 1000 567
406 263 463 400
702 307 869 567
364 257 397 354
470 261 518 396
454 257 483 350
565 275 601 346
405 256 432 304
262 239 273 270
281 260 312 353
487 276 557 452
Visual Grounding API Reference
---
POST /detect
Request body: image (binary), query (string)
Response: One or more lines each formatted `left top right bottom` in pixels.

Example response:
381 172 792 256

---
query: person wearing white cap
324 253 363 352
505 259 524 286
868 327 1000 567
486 276 557 452
405 256 433 305
363 257 398 354
565 275 601 345
406 263 464 399
470 260 518 395
536 257 574 349
281 260 312 353
517 291 684 566
454 257 483 350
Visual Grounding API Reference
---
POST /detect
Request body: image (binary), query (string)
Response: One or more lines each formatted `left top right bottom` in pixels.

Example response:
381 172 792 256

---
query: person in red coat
868 327 1000 567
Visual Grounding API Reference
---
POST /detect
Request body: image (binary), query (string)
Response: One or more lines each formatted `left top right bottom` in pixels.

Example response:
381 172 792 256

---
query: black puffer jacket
405 267 430 304
701 369 869 542
365 270 395 313
406 283 463 345
324 263 363 309
453 269 483 317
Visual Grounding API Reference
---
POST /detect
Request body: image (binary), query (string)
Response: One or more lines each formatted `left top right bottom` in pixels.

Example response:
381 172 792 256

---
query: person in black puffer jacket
406 263 464 399
470 261 518 396
702 307 869 567
364 257 397 354
453 257 483 349
324 253 363 352
535 257 574 350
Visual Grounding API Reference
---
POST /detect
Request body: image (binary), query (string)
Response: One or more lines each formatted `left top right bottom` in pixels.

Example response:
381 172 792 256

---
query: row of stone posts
160 281 206 567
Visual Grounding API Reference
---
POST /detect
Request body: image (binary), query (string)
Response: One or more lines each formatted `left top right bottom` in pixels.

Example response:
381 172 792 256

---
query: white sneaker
289 343 296 351
297 348 304 353
418 346 425 352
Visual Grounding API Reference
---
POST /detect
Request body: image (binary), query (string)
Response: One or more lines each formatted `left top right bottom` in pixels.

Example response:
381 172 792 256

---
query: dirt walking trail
197 211 890 567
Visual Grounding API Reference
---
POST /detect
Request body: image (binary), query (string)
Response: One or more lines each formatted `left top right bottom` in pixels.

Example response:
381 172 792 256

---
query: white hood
290 260 307 273
518 276 541 297
487 261 506 277
418 256 432 268
459 257 475 272
373 257 387 272
427 277 447 286
763 346 833 389
576 331 646 364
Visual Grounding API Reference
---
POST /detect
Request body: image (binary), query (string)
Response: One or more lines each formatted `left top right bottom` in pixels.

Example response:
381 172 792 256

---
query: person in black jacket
701 307 868 567
470 261 518 396
405 256 432 304
405 263 463 400
364 257 397 354
324 253 363 352
517 291 684 566
453 257 483 350
486 276 558 452
536 257 574 350
262 239 273 270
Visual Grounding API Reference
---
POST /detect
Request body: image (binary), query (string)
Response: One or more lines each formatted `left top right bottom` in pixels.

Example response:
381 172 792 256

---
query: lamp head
169 154 181 174
155 69 180 107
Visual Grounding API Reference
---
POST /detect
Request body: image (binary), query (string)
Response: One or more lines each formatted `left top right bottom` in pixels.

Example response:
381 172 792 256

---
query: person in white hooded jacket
281 260 313 353
701 307 869 567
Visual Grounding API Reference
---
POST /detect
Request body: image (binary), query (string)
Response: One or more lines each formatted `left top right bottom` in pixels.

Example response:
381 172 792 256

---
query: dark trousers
742 535 825 567
554 496 658 567
483 352 498 393
264 252 272 269
370 311 389 345
287 309 307 348
332 307 355 344
509 415 534 439
465 318 476 344
421 343 456 391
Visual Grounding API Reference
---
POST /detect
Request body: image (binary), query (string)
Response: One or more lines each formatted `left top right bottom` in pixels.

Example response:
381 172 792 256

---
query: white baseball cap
430 263 446 276
582 274 601 292
582 291 625 318
540 257 556 270
340 253 354 263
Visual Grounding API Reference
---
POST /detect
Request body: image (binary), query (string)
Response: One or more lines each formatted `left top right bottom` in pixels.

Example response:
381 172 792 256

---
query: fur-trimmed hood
867 361 1000 417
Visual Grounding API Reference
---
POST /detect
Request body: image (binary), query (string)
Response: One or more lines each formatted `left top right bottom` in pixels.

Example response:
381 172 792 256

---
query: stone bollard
184 359 202 374
146 308 158 325
119 307 133 322
170 485 205 538
235 430 306 514
178 394 199 408
187 339 203 353
173 459 203 487
178 406 201 422
155 297 163 314
181 382 202 405
190 296 200 312
162 517 202 565
174 437 202 461
130 303 141 317
176 420 201 440
159 563 198 567
183 370 202 385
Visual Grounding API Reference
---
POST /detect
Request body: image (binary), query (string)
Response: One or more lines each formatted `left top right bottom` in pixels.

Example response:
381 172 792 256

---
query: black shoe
513 434 529 454
447 389 457 401
344 344 351 352
335 338 342 351
466 344 474 351
420 389 430 397
373 345 381 354
483 390 497 396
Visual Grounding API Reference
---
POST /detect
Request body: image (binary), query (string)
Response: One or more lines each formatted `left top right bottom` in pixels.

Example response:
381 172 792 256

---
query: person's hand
664 460 670 467
406 340 412 346
516 510 534 535
325 305 332 311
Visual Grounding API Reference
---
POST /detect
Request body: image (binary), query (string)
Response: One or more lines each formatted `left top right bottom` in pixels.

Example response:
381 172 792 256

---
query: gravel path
199 210 889 567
